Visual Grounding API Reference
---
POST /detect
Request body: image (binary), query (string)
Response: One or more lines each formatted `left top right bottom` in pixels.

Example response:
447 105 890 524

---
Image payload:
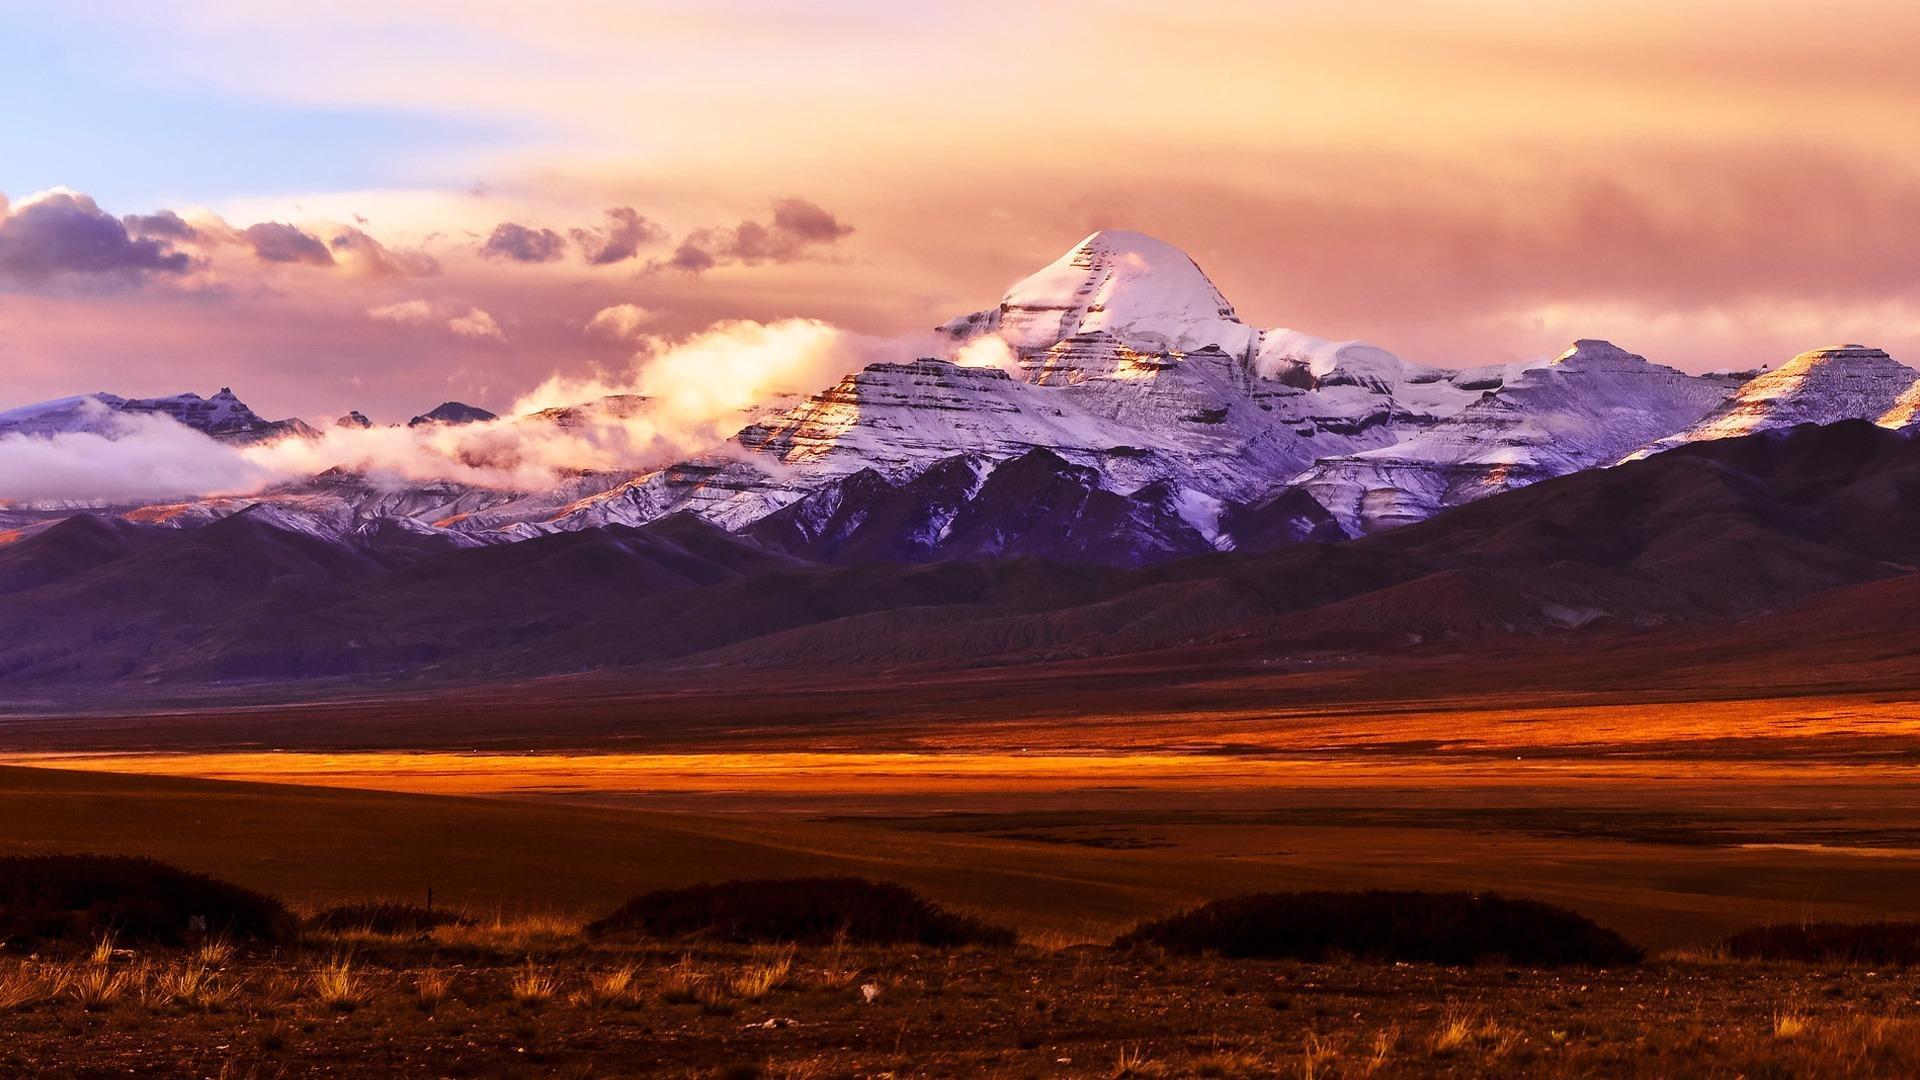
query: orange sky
4 1 1919 420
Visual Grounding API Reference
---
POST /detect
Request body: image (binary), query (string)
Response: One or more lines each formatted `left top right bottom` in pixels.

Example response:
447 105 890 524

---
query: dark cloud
769 198 854 245
330 227 440 277
480 222 567 263
123 210 199 242
571 206 666 266
0 191 194 287
243 222 335 266
652 197 854 274
660 240 717 274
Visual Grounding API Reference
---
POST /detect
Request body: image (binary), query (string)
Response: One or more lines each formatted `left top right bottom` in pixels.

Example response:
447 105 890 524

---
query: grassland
9 671 1920 1073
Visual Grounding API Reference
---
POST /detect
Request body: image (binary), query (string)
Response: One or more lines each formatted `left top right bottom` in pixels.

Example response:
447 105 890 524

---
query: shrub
0 854 295 948
585 877 1015 947
1113 890 1640 967
307 902 472 936
1723 921 1920 965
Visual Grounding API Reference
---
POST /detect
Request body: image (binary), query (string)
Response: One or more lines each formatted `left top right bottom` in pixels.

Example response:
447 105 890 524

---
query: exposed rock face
407 401 498 427
335 411 372 429
743 449 1220 567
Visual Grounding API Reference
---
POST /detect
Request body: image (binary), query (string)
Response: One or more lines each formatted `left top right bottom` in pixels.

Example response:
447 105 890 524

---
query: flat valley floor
8 660 1920 1074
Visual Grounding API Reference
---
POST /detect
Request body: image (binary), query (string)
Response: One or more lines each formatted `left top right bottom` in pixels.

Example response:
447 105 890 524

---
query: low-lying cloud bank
0 317 947 507
0 412 274 503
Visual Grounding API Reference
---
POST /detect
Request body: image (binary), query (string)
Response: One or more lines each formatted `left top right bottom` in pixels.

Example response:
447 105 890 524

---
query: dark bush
307 902 472 936
0 854 295 948
585 876 1016 946
1723 921 1920 965
1114 890 1640 967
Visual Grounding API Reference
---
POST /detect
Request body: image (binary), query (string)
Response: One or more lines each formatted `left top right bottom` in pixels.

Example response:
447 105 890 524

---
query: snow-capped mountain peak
1550 339 1652 369
1629 344 1918 456
939 229 1252 361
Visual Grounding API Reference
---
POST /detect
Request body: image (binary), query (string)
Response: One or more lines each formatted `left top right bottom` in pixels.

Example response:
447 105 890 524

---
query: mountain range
6 229 1918 564
8 228 1920 688
4 418 1920 688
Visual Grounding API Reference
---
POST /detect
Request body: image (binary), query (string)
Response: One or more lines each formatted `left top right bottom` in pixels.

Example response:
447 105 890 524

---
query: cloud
769 197 855 246
508 317 864 452
659 240 716 274
0 190 195 288
584 303 655 340
570 206 666 266
480 221 567 263
448 307 505 341
0 315 917 505
370 299 505 341
229 318 860 493
243 222 335 266
122 210 199 242
367 299 437 325
329 226 439 277
0 409 271 503
655 197 853 273
952 334 1019 374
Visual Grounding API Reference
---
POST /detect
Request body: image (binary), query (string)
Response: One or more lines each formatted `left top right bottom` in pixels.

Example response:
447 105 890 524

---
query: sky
4 0 1920 426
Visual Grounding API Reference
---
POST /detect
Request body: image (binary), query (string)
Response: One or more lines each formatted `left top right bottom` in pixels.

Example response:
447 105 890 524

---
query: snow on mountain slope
0 394 129 436
1296 340 1742 532
1629 345 1920 458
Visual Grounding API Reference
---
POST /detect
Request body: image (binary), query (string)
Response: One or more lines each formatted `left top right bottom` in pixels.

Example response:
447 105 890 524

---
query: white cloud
0 412 272 503
584 303 655 341
1 317 891 505
240 317 867 492
367 298 436 325
448 307 504 341
952 333 1019 374
371 299 505 342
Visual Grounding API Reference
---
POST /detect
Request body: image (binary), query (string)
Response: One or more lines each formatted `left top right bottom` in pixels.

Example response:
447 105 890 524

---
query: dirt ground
6 936 1920 1078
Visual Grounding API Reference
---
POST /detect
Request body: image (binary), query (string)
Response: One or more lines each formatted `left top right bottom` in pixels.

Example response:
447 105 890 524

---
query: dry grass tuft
659 954 707 1004
1429 1007 1516 1058
1189 1046 1266 1078
0 963 68 1011
510 963 558 1007
149 960 232 1011
415 968 453 1012
1363 1026 1398 1075
195 938 235 967
431 913 581 953
806 930 862 990
727 946 794 1001
569 966 636 1008
70 962 137 1011
1774 1012 1810 1039
1112 1044 1152 1078
312 956 367 1012
1300 1032 1341 1079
